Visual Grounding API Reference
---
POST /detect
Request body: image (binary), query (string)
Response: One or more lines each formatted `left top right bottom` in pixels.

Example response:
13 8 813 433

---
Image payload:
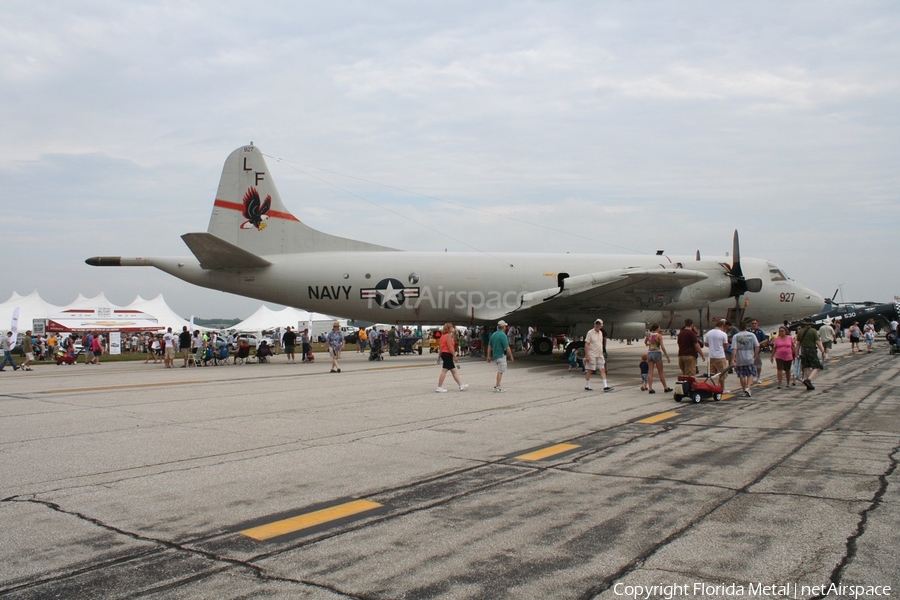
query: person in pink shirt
770 326 796 389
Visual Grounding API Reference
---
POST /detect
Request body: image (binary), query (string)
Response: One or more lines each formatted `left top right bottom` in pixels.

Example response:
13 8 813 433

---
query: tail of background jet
200 143 396 257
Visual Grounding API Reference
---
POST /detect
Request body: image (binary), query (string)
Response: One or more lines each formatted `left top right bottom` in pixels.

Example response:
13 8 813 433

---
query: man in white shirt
705 319 730 387
818 319 836 360
584 319 613 392
162 327 177 369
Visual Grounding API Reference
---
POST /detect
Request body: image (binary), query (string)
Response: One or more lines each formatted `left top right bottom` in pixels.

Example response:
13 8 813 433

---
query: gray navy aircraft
87 144 825 353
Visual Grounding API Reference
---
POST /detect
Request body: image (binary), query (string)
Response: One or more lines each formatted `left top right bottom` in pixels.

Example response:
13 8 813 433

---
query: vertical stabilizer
205 144 396 255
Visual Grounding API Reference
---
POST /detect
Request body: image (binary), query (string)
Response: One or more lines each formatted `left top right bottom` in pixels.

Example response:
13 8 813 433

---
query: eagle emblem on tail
240 187 272 230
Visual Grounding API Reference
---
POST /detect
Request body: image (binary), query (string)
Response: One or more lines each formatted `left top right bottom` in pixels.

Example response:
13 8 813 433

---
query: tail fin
202 144 396 256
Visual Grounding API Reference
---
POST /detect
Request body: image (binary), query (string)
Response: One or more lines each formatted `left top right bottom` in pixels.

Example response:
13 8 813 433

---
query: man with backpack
796 318 825 390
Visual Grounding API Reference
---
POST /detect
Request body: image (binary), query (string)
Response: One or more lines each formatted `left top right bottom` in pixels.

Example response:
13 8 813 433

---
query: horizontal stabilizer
181 232 272 269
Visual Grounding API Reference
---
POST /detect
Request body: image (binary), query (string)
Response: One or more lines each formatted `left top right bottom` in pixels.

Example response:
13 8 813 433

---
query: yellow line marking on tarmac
239 499 383 541
515 443 580 461
51 381 206 394
637 412 680 424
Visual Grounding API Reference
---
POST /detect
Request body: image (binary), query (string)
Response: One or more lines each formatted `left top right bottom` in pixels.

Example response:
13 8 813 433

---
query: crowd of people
3 318 897 404
665 315 897 398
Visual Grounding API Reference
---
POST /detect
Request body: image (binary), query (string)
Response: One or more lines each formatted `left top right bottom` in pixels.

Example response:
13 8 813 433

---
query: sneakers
435 387 448 393
603 387 615 393
493 386 506 393
803 379 815 391
584 385 593 391
459 384 468 391
744 389 751 397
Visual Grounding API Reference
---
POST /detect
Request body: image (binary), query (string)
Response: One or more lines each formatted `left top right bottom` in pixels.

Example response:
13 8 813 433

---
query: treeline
191 318 242 329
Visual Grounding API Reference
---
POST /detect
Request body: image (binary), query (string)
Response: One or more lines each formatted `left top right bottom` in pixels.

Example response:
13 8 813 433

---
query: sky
2 1 898 320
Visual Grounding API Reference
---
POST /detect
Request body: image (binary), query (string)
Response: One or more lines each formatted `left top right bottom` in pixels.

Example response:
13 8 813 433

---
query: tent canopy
46 308 162 333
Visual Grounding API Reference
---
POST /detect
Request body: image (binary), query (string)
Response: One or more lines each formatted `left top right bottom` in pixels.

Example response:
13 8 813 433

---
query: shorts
440 352 456 371
709 357 729 378
800 347 822 370
735 364 758 379
678 355 697 376
164 347 175 359
585 355 605 371
822 341 833 349
641 373 649 384
775 358 793 372
647 350 663 362
328 347 342 359
494 356 508 373
284 345 294 354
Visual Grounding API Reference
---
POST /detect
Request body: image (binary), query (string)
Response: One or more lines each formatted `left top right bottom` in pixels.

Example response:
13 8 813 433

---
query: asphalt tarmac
1 339 898 600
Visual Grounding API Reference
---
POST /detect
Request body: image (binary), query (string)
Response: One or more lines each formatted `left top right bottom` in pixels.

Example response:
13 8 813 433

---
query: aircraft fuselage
148 250 822 336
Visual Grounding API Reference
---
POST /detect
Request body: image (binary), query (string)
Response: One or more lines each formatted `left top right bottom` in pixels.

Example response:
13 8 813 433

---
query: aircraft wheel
693 393 702 404
532 336 553 355
564 340 585 361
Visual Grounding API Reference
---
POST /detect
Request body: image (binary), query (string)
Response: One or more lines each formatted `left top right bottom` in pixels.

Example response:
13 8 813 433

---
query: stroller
887 331 899 356
673 366 727 403
369 337 384 361
55 349 79 365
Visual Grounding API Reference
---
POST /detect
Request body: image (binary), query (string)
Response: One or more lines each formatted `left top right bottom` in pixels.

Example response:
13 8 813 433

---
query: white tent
0 291 65 333
46 307 162 333
232 306 336 332
0 291 198 334
125 294 195 332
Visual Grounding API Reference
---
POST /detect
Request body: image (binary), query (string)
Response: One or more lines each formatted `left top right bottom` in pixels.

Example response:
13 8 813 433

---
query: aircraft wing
501 267 709 322
181 233 272 269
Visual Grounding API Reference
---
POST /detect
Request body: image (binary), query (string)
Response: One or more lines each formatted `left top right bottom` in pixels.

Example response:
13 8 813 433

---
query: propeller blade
727 229 762 299
731 230 743 278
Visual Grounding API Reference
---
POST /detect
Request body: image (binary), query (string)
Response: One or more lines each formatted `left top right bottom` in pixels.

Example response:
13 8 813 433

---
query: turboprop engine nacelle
605 321 647 340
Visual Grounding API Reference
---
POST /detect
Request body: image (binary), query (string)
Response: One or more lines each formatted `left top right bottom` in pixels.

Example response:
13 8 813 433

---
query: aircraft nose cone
804 287 826 312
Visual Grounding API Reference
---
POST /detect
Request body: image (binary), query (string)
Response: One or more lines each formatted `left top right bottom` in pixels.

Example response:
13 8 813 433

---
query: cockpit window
767 262 788 281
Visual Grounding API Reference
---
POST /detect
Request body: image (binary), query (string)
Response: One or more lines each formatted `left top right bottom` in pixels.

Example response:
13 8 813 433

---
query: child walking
639 353 649 391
